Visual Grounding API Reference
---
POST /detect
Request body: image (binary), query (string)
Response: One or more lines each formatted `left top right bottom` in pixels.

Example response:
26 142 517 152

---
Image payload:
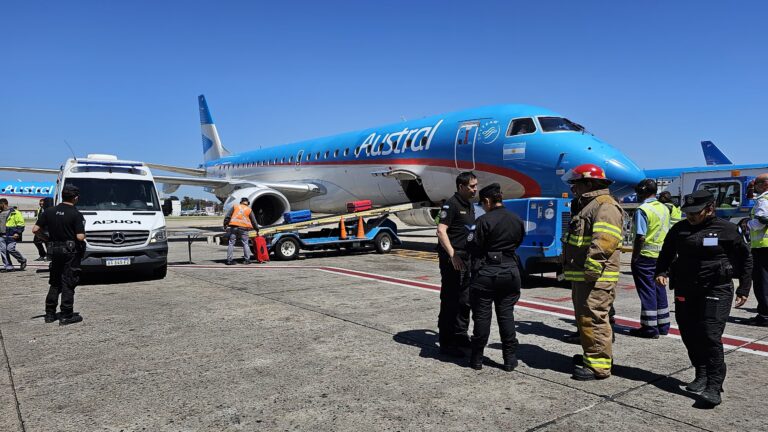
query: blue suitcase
283 210 312 223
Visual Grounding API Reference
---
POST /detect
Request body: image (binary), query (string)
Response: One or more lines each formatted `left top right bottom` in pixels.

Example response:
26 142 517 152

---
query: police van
55 154 168 278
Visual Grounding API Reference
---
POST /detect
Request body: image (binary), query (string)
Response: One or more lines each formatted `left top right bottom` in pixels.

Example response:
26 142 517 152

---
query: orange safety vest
228 204 254 228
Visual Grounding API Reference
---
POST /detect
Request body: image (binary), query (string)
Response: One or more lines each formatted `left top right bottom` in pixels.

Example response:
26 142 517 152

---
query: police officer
33 198 49 261
655 190 752 406
466 183 525 371
223 197 259 265
561 164 624 381
32 185 87 325
436 171 478 356
630 179 672 338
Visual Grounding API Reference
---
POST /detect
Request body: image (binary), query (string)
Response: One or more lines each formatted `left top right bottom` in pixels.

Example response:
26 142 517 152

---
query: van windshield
65 178 160 211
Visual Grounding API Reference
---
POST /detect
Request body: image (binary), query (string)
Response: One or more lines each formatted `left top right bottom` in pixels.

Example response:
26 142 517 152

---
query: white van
56 154 168 278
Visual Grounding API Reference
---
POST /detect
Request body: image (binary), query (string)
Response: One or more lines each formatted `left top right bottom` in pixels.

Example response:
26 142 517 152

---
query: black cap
634 178 657 196
240 197 250 204
680 190 714 213
478 183 501 200
61 185 80 200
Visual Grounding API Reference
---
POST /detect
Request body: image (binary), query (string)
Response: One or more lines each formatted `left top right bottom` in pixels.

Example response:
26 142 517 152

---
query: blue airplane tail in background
198 95 230 162
701 140 733 165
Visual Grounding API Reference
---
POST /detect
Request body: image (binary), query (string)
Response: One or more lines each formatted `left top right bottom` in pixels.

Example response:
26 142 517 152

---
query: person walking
742 173 768 326
629 179 672 338
655 190 752 406
223 197 259 265
436 171 478 356
561 164 624 380
32 185 87 325
466 183 525 371
33 198 49 261
0 198 27 272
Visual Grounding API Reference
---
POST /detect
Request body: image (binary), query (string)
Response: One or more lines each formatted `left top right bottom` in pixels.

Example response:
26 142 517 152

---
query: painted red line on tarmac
170 263 768 354
532 296 572 303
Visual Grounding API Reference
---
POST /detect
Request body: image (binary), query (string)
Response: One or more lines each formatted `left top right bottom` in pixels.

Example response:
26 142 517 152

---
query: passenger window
324 151 329 159
289 156 293 163
344 148 349 156
315 152 320 160
334 149 339 157
698 181 741 208
506 118 536 136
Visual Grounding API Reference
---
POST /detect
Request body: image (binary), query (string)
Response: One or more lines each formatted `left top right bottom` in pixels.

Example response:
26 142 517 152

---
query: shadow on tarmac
392 329 471 367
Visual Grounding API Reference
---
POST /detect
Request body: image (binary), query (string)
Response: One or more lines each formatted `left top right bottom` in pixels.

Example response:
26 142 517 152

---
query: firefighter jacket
563 188 624 283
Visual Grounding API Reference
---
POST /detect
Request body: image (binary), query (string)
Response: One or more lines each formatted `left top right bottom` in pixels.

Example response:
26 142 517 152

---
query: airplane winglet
701 141 733 165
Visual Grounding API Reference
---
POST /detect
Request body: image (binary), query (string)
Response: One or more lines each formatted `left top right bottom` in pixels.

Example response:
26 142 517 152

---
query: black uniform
655 216 752 392
437 192 475 347
36 203 86 318
467 206 525 361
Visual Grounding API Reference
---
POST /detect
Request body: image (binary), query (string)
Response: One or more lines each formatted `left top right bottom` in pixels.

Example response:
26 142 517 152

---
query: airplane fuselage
204 104 644 214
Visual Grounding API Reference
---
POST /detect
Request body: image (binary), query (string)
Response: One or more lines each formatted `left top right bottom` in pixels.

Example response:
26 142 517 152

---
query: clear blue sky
2 1 765 198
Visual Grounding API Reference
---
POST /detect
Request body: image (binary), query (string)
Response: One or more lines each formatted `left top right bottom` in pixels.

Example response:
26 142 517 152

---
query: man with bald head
743 173 768 326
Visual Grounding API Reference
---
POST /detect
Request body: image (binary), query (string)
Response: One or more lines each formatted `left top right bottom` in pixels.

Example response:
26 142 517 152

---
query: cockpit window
506 118 536 136
538 117 585 133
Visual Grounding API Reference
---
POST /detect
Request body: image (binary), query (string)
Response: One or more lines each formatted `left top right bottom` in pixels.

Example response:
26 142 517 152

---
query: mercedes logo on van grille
111 232 126 244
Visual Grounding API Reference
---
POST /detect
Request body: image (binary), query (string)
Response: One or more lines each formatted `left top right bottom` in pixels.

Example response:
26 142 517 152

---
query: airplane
0 180 55 210
701 140 733 165
1 96 646 226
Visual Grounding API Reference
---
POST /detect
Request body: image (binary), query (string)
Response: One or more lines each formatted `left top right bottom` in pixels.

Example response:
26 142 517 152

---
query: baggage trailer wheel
275 237 299 260
374 232 393 254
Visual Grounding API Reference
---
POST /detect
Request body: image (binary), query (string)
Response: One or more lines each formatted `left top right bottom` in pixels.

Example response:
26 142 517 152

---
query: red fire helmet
561 163 614 184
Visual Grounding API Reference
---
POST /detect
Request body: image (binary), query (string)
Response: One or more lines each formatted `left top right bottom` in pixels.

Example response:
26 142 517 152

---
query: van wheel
275 237 299 261
153 264 168 279
374 232 392 254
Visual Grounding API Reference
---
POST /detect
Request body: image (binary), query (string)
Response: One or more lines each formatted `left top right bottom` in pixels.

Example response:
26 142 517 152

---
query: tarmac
1 220 767 431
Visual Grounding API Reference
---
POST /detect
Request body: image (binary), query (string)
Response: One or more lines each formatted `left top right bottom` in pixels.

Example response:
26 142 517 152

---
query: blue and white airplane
144 95 645 226
701 140 733 165
0 181 54 209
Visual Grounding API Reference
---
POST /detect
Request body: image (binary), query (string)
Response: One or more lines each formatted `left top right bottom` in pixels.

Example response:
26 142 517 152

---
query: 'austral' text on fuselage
358 120 443 157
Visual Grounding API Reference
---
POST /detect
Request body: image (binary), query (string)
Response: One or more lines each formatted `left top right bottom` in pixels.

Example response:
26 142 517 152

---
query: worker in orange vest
223 197 259 265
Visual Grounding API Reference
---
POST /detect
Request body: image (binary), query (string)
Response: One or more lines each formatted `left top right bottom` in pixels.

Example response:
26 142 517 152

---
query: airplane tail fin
198 95 230 162
701 140 733 165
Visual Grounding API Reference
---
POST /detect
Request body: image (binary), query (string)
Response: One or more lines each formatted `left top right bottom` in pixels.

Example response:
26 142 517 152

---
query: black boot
44 312 57 323
699 384 722 406
502 352 518 372
469 348 483 370
59 313 83 326
685 366 707 393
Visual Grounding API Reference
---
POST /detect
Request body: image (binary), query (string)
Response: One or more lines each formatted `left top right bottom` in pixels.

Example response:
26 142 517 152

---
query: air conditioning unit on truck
55 154 168 278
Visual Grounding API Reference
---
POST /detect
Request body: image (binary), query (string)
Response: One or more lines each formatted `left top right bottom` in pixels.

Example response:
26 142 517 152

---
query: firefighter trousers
572 281 616 377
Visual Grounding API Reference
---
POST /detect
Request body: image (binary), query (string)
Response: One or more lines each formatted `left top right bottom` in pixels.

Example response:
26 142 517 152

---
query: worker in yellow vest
223 197 259 265
630 179 672 338
743 173 768 326
658 191 683 225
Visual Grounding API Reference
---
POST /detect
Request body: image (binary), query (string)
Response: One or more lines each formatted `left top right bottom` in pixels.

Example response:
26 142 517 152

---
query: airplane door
295 150 304 171
455 121 478 170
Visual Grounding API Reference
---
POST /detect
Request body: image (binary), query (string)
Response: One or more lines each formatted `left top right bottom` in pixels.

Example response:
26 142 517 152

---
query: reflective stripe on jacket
228 204 254 229
563 188 624 283
638 200 670 258
750 192 768 249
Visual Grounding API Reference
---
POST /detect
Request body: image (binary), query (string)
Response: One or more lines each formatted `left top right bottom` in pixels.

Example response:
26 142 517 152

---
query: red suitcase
253 236 270 263
346 199 372 213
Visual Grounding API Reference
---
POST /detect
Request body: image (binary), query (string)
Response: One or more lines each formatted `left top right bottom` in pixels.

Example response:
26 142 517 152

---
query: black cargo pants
46 251 82 316
438 249 471 346
469 268 521 354
675 284 733 390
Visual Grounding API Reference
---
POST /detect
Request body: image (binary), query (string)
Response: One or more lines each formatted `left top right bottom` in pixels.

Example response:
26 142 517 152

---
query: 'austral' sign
1 184 55 197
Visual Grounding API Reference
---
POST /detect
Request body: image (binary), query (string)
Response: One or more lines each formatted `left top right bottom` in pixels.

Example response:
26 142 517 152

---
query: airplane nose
604 154 645 198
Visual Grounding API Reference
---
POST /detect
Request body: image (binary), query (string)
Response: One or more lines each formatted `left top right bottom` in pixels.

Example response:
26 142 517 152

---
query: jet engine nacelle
395 207 440 227
224 187 290 226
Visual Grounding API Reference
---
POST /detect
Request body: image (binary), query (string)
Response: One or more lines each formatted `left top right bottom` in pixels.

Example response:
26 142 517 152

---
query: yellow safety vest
751 192 768 249
638 200 670 258
228 204 254 228
667 204 682 225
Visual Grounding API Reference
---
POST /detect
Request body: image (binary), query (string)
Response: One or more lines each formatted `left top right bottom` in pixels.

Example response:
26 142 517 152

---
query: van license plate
105 258 131 267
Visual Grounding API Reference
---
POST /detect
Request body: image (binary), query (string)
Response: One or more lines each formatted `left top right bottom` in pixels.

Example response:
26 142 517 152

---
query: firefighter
223 197 259 265
436 171 478 356
630 179 672 338
561 164 624 380
655 190 752 406
465 183 525 371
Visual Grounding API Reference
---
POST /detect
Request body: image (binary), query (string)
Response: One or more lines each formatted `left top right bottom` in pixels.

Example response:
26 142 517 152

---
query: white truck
56 154 168 278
